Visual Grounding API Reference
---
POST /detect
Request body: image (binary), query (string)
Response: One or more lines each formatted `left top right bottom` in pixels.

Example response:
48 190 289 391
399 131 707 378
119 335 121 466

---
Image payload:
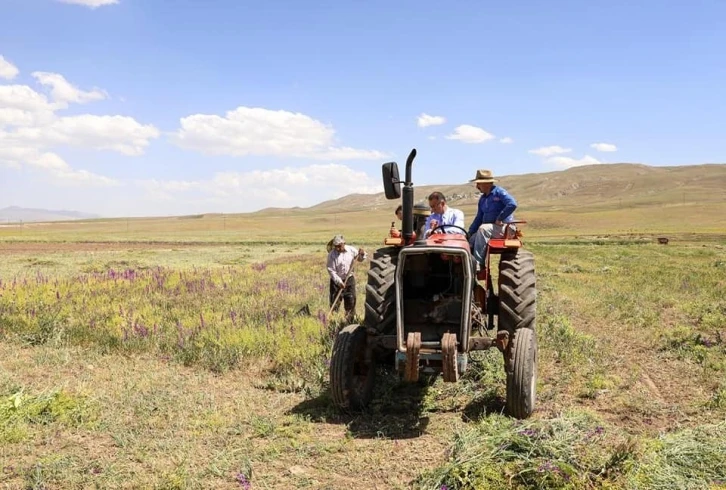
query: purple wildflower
317 310 328 328
585 426 605 440
235 473 251 489
133 321 149 338
518 429 538 437
537 460 558 473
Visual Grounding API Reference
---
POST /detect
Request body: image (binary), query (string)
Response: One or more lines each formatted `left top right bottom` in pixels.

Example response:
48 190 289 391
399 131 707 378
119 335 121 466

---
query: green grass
1 237 725 488
416 410 726 490
0 387 99 444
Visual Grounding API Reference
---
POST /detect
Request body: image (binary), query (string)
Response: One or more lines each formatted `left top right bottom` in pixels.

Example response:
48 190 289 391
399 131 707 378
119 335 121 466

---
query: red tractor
329 149 537 419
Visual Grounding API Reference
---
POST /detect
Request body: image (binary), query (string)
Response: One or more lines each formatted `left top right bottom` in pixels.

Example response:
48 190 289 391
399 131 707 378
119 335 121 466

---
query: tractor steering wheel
430 224 470 240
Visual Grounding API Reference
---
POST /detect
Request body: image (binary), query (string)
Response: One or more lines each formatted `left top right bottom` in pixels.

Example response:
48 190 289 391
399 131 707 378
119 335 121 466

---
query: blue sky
1 0 724 217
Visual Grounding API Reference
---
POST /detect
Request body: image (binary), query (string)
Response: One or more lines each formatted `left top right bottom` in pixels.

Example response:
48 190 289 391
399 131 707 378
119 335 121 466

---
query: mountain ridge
0 206 101 223
304 162 726 214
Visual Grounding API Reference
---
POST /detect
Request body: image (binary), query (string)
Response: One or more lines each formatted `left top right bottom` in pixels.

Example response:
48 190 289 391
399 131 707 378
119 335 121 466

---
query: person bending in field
467 169 517 265
326 235 366 322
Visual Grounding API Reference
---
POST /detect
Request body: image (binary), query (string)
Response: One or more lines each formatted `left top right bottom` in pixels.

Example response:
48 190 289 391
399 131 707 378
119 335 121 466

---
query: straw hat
469 169 497 183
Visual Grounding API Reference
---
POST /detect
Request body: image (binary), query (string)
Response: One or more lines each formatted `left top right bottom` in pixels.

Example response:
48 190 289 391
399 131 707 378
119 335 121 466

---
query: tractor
329 149 538 419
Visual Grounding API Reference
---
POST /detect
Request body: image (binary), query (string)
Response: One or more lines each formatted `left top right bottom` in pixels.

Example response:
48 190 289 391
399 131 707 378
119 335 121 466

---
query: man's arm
424 215 434 233
496 188 517 223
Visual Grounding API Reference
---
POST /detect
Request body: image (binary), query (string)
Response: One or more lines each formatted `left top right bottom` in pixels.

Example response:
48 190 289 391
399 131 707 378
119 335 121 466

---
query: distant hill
0 206 100 223
305 163 726 214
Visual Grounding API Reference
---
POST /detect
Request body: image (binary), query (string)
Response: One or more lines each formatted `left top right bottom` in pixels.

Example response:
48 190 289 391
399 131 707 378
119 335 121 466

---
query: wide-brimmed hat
469 169 497 183
413 203 431 216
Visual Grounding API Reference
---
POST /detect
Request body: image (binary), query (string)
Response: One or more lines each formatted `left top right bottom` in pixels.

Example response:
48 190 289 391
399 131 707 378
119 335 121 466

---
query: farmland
1 208 726 488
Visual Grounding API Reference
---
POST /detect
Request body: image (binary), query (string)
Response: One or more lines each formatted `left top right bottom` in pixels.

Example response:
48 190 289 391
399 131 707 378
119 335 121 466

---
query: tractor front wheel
505 327 538 419
330 324 376 411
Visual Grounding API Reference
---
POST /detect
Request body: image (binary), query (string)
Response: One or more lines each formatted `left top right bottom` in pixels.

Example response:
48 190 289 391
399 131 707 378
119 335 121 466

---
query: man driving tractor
423 191 466 237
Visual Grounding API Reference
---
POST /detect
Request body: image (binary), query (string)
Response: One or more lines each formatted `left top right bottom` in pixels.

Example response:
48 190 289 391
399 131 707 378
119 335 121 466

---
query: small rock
289 465 307 477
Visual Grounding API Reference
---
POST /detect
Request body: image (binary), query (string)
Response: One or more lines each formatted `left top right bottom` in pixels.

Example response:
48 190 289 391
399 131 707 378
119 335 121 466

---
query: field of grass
1 222 725 488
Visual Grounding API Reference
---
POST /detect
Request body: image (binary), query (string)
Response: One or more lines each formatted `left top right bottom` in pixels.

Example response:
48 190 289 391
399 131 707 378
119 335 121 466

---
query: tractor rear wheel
330 324 375 411
364 247 399 334
498 249 536 331
505 327 538 419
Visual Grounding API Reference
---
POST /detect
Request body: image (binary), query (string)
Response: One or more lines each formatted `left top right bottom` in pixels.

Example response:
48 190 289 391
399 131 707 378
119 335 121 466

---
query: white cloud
546 155 601 169
56 0 119 8
1 61 158 187
32 72 107 106
173 106 387 160
445 124 495 144
11 115 160 156
0 146 119 186
0 84 56 114
0 56 19 80
417 113 446 128
590 142 618 152
528 145 572 157
499 137 513 144
136 163 381 208
0 108 44 128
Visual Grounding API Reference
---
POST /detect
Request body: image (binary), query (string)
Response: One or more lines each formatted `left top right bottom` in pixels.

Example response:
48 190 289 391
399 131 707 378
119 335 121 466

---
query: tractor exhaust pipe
402 149 417 242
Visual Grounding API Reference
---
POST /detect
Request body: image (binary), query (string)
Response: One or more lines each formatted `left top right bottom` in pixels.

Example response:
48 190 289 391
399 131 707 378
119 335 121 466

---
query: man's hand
430 219 439 229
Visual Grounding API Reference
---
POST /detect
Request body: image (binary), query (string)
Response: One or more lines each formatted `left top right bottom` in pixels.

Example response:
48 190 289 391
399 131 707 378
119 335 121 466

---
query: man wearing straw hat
326 235 367 321
467 169 518 265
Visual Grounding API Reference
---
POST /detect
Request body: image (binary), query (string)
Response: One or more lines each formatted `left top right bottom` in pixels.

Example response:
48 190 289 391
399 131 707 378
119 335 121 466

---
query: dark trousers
329 277 356 318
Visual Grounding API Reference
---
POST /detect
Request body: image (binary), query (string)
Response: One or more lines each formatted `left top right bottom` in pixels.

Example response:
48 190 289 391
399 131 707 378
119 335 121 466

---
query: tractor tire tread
330 324 374 411
364 247 399 334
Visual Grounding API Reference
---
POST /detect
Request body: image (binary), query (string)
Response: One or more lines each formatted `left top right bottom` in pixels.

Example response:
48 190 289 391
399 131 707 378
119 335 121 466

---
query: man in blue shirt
424 191 466 237
467 170 517 265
